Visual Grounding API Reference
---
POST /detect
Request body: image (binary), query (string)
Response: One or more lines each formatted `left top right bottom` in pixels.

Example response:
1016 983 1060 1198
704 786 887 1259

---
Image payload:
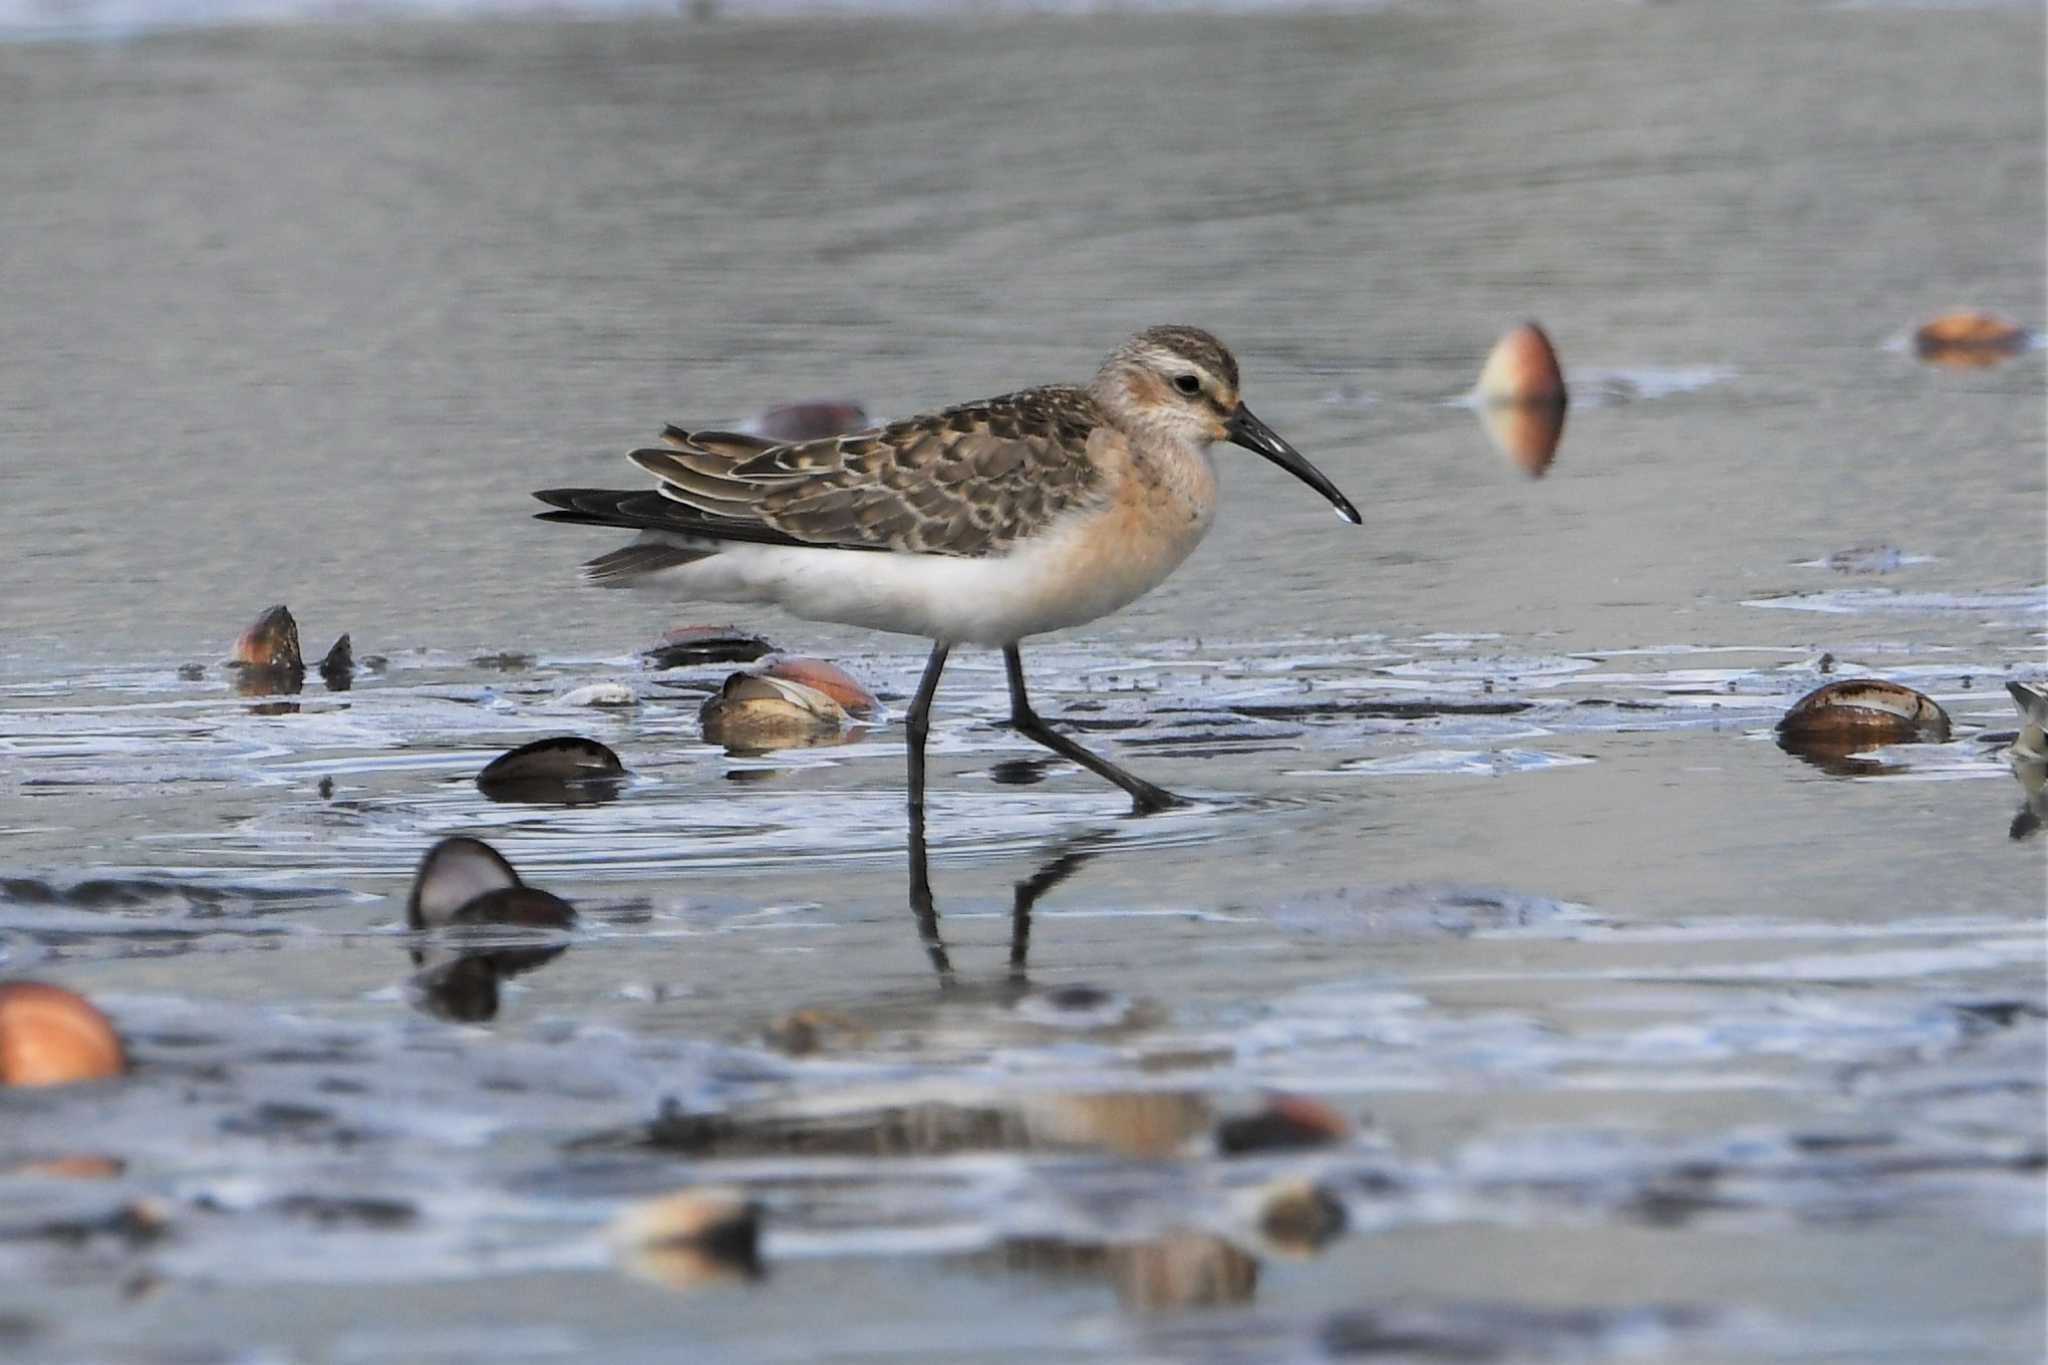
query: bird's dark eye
1172 374 1202 396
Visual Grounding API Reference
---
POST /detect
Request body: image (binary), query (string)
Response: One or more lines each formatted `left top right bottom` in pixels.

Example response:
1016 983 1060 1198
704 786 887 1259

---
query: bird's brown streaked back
626 385 1108 559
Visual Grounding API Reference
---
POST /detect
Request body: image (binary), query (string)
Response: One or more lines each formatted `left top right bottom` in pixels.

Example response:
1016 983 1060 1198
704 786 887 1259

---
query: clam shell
1776 678 1951 743
700 672 850 752
611 1187 763 1288
762 657 879 717
643 625 776 669
407 835 521 930
230 604 304 672
1477 321 1568 405
477 736 627 803
1913 311 2028 367
0 982 127 1088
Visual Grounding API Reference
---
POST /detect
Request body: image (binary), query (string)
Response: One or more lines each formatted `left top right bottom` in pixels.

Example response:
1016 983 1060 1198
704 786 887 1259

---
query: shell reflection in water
589 1085 1349 1312
404 836 577 1022
986 1232 1258 1314
1775 678 1952 775
1475 322 1568 477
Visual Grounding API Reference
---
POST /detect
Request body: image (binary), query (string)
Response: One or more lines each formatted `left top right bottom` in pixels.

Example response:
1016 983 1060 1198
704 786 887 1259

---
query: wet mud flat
3 0 2045 1359
1 619 2043 1364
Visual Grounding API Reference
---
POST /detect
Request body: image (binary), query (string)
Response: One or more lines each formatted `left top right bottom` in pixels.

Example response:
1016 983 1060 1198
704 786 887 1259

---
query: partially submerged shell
406 837 576 1008
1776 679 1951 760
0 982 127 1088
699 672 850 753
407 835 521 930
230 604 304 672
611 1187 764 1288
1477 321 1568 405
1913 311 2029 367
1476 323 1568 477
477 736 626 804
2006 681 2047 766
1215 1094 1349 1156
554 683 637 709
761 657 879 718
318 634 353 691
643 625 777 670
1254 1179 1348 1257
2006 682 2047 840
229 604 306 695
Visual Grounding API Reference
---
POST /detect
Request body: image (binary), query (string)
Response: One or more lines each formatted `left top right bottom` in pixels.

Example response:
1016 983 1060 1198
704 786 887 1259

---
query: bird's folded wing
627 386 1107 558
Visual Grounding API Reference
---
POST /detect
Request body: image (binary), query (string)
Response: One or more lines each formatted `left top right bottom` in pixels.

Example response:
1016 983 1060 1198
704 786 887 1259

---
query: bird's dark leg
907 642 951 828
1003 644 1183 814
907 642 953 979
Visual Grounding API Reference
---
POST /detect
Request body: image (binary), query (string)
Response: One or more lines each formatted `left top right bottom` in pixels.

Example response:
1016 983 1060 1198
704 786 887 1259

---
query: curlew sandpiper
535 325 1360 818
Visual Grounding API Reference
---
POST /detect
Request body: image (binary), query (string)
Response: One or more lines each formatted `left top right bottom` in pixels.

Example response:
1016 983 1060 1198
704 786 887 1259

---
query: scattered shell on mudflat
763 1007 870 1057
700 672 851 752
643 625 778 670
318 633 354 690
2005 681 2047 768
1215 1094 1349 1156
611 1187 764 1288
228 604 306 695
230 603 304 672
477 736 627 804
760 657 879 718
407 835 576 933
405 837 576 1018
1477 321 1568 404
1775 678 1951 746
2004 681 2047 840
554 682 637 709
1912 311 2030 367
1475 322 1568 477
1251 1179 1349 1257
0 982 127 1088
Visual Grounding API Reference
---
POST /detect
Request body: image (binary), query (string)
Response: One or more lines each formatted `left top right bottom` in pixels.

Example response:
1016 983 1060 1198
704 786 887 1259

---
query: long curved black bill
1227 405 1361 525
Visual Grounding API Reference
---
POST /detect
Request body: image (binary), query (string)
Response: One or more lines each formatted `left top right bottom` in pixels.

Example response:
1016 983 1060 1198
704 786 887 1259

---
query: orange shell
1777 679 1951 742
1477 322 1568 405
763 657 880 717
1914 311 2027 367
0 982 127 1088
230 604 304 671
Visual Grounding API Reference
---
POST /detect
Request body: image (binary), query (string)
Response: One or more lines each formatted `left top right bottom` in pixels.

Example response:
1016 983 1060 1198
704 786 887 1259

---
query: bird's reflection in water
907 813 1114 986
978 1233 1258 1313
606 1086 1273 1312
583 835 1348 1311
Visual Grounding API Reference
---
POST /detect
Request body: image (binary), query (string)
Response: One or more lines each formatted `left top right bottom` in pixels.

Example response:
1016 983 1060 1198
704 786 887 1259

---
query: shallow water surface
2 3 2045 1363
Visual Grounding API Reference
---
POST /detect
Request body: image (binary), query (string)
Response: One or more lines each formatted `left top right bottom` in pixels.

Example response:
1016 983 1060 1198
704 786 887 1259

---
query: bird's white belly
641 506 1211 647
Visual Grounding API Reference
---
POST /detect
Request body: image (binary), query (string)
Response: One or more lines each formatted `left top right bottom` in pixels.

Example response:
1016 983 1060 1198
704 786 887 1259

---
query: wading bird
535 325 1359 822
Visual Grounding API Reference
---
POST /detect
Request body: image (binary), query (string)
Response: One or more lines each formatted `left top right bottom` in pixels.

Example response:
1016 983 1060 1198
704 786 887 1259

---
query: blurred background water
0 3 2043 1363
